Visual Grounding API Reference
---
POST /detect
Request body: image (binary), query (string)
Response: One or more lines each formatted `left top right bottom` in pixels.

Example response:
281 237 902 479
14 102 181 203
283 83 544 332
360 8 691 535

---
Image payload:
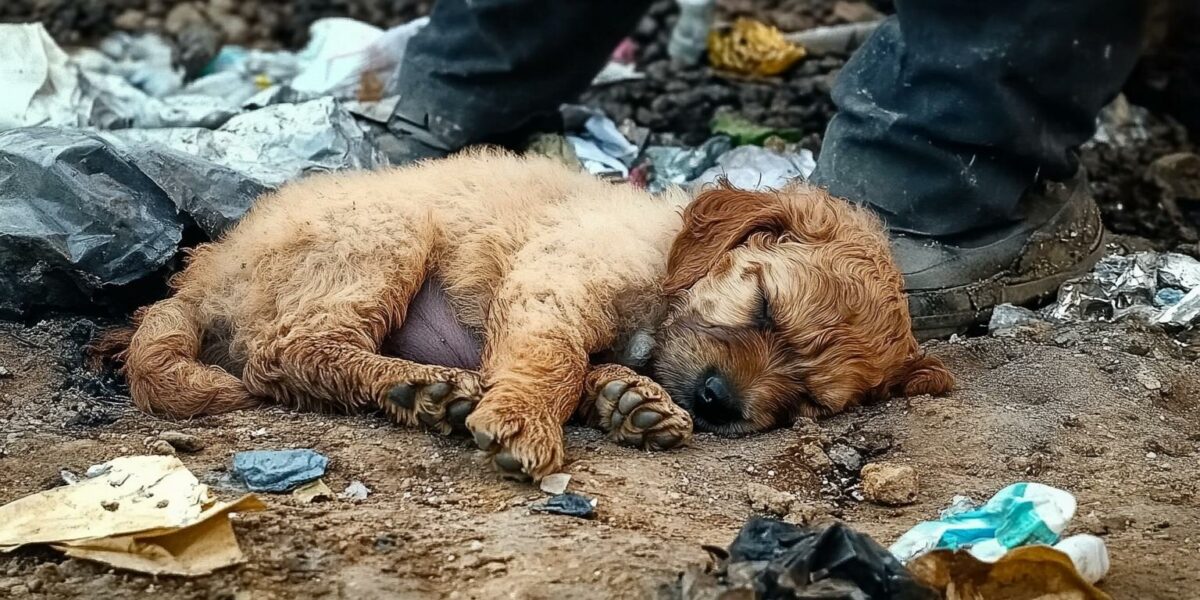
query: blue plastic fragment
232 449 329 493
531 493 596 519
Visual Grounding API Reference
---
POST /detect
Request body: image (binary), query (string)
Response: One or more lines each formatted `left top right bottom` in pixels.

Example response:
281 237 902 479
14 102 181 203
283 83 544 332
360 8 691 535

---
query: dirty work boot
896 171 1106 339
381 0 655 166
809 0 1147 337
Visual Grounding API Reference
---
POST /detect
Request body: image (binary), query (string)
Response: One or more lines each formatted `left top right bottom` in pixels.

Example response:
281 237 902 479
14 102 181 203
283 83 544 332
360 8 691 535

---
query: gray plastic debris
643 136 733 193
566 113 640 178
784 20 883 55
102 97 384 188
1049 251 1200 326
693 145 817 191
1156 287 1200 326
232 449 330 493
75 32 183 97
669 0 716 65
1157 253 1200 291
0 128 182 315
0 24 89 129
988 304 1046 336
339 480 371 501
531 493 597 519
1049 253 1159 322
1089 94 1151 148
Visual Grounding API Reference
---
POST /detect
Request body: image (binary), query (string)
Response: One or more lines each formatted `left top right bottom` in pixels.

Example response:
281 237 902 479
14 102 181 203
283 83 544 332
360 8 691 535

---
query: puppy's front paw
381 368 482 435
591 374 693 451
467 399 565 483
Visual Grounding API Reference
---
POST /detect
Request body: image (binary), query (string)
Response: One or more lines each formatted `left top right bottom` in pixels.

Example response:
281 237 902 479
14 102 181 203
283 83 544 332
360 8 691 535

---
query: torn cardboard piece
0 455 265 575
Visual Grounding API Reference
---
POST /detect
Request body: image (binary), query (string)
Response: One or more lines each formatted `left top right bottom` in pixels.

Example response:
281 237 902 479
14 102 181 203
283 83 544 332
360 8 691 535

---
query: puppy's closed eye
753 289 773 330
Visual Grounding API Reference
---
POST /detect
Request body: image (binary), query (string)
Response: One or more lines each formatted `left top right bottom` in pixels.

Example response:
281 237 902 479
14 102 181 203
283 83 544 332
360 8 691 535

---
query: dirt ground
1 311 1198 599
3 1 1200 598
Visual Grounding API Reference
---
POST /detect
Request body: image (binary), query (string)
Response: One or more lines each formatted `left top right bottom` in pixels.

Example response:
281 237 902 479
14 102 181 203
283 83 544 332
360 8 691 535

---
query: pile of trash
989 250 1200 339
0 11 833 316
674 483 1112 600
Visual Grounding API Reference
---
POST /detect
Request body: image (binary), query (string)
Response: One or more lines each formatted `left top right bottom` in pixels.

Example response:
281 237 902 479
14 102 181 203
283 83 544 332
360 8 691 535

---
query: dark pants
393 0 1147 237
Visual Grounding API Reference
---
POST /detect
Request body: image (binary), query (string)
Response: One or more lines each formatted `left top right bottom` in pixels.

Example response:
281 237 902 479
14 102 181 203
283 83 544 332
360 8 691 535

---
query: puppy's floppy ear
896 353 955 397
663 181 790 294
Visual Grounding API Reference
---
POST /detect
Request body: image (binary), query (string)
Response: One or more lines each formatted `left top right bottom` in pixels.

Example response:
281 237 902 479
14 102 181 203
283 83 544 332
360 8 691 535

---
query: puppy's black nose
695 374 740 425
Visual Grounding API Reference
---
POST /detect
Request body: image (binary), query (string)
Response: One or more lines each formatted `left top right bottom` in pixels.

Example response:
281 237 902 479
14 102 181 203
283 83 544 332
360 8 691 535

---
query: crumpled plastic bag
693 145 816 191
232 450 330 493
0 456 264 576
1049 251 1200 325
890 483 1077 564
0 128 184 315
708 18 807 77
677 518 936 599
101 97 385 189
0 23 90 129
643 136 734 193
0 98 377 315
711 111 803 146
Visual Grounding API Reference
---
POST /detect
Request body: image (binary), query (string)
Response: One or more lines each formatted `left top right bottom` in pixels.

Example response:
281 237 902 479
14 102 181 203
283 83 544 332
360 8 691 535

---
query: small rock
745 483 795 517
159 431 203 453
826 443 863 473
1136 371 1163 391
539 473 571 495
831 1 883 23
797 442 833 474
0 366 11 379
114 9 146 30
1079 512 1109 536
860 462 918 506
340 480 371 501
100 500 119 512
782 502 824 526
165 3 208 35
148 440 176 456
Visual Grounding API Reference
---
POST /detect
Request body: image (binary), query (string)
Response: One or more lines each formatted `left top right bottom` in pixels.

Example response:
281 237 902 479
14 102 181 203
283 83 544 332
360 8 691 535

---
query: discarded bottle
668 0 716 65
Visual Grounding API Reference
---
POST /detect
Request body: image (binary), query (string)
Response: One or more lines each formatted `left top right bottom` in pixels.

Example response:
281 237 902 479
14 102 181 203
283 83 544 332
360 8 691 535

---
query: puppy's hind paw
381 369 482 435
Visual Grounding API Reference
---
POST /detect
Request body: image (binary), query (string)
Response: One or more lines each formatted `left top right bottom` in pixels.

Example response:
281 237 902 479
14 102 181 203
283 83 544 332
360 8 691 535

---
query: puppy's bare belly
381 278 482 370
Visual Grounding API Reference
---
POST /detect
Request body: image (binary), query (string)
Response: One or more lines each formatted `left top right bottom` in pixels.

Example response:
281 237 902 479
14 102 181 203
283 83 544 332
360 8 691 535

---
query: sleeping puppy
108 149 953 481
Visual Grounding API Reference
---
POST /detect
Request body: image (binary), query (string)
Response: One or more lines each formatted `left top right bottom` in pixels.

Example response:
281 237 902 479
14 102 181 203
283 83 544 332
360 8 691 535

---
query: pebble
797 442 833 474
159 431 204 453
745 482 795 517
860 462 919 506
100 500 119 511
0 366 11 379
340 480 371 501
539 473 571 495
148 439 176 456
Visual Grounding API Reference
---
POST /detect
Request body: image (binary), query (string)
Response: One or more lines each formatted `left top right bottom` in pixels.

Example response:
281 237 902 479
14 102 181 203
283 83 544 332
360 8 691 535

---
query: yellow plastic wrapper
908 545 1112 600
707 18 807 77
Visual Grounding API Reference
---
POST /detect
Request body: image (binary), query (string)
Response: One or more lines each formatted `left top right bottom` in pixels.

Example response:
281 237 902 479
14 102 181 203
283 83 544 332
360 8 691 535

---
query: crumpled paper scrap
0 455 264 576
708 18 807 77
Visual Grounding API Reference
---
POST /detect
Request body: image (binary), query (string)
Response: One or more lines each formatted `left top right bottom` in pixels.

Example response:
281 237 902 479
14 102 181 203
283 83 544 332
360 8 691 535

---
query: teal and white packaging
889 482 1077 563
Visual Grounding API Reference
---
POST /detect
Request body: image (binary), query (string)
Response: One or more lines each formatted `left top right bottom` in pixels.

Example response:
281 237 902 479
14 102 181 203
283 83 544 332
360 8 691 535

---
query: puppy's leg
576 364 692 451
245 325 483 434
238 214 482 434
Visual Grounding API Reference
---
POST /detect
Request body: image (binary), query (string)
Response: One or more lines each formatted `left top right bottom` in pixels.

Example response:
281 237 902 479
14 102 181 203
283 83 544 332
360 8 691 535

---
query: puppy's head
653 181 953 434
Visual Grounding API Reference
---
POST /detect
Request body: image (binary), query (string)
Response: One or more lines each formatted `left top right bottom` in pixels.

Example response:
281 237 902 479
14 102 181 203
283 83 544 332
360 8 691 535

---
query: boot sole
911 228 1108 341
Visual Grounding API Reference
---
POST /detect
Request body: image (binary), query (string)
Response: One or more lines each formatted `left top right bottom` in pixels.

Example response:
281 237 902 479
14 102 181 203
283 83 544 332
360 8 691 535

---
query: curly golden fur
110 150 952 481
